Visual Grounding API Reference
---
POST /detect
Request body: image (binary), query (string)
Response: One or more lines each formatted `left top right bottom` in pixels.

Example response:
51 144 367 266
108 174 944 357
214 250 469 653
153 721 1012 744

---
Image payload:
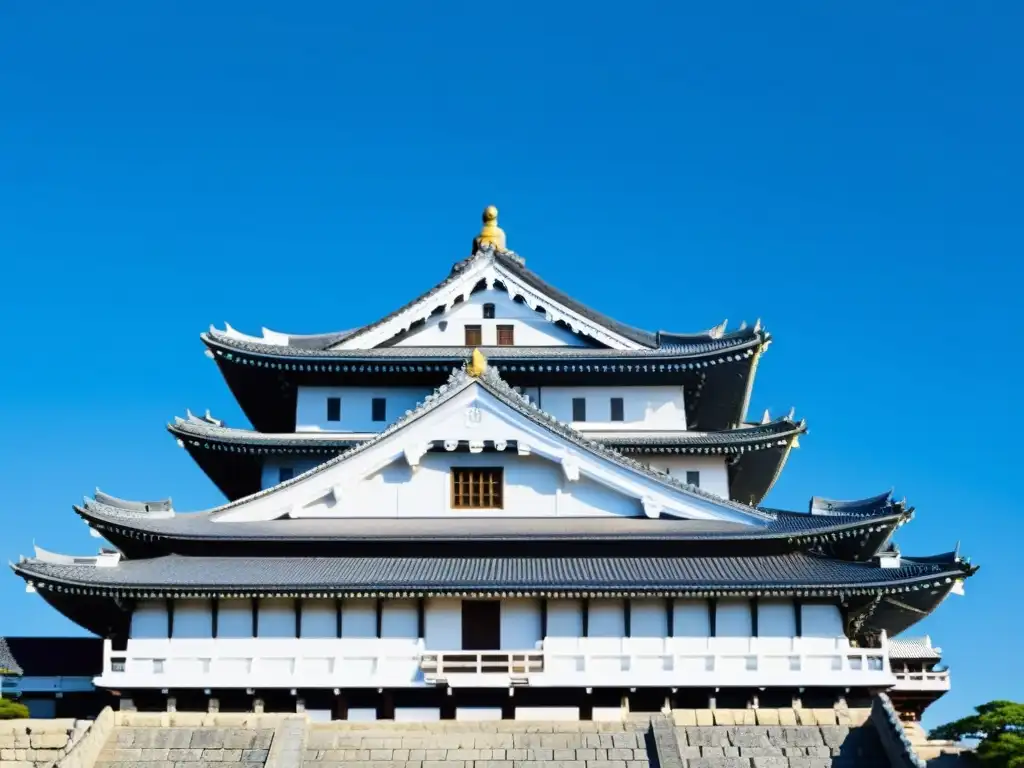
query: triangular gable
331 247 653 351
210 360 773 526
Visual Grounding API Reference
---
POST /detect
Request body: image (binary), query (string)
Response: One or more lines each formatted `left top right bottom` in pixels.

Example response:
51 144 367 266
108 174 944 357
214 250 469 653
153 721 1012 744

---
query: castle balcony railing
891 669 951 692
95 634 894 690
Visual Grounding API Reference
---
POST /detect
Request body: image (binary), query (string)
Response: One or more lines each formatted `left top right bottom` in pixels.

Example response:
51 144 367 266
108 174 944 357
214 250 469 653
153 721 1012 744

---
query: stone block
423 762 464 768
729 727 770 748
526 748 553 760
794 710 816 726
627 762 647 768
753 710 779 726
506 748 527 759
739 747 783 757
836 708 871 726
695 710 715 726
633 747 647 759
686 728 727 747
587 761 627 768
241 748 270 761
723 746 740 756
554 748 577 759
191 729 227 748
371 748 397 759
140 747 172 760
819 725 849 747
169 712 207 727
775 710 796 726
475 762 513 768
788 759 811 768
751 758 789 768
203 747 227 760
607 748 633 759
29 733 68 750
812 709 837 726
712 710 735 726
168 747 205 760
611 734 638 748
672 710 697 726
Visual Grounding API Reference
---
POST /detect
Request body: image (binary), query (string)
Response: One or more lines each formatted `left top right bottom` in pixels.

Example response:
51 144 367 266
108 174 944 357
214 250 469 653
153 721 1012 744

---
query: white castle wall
296 386 432 433
110 597 880 691
298 451 642 518
293 385 689 435
647 455 730 498
127 597 846 647
390 291 591 348
538 386 687 431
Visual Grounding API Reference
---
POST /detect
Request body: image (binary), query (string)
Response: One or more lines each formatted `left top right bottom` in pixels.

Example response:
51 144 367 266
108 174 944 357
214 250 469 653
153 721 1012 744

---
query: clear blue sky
0 3 1020 726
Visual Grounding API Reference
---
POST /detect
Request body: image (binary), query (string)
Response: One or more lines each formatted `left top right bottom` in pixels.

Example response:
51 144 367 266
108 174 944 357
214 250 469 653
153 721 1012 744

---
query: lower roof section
12 552 974 639
14 551 970 597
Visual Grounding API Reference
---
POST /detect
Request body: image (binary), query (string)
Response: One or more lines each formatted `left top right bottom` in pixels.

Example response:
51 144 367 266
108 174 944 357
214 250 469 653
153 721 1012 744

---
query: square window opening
685 470 700 487
483 303 496 319
497 324 515 346
451 467 504 509
572 398 587 422
465 325 482 346
326 397 341 422
610 397 624 422
371 397 387 422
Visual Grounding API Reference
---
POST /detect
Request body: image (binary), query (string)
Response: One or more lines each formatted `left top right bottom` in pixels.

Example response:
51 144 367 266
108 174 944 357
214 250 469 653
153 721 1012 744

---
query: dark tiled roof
203 333 765 362
168 412 805 454
12 552 971 596
78 498 903 544
0 637 22 676
0 637 102 677
811 491 903 517
888 637 942 660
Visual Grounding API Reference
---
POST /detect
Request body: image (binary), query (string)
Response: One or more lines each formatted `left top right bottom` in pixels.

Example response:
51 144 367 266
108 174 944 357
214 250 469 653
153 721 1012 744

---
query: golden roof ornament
467 348 488 378
473 205 507 253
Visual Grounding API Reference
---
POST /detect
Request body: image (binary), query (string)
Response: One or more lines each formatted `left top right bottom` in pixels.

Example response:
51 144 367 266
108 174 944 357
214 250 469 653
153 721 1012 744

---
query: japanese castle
11 207 975 721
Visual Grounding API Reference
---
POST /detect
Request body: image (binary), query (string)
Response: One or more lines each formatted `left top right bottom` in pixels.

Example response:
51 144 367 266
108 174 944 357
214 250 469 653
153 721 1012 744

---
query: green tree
931 701 1024 768
0 698 29 719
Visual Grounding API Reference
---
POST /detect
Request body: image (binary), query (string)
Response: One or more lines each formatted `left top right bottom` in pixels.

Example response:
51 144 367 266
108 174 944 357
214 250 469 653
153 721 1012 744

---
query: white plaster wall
382 599 419 639
546 600 584 637
296 386 432 433
424 598 462 649
758 600 797 637
261 458 327 490
218 599 253 638
630 599 668 637
647 456 731 499
130 601 168 639
500 599 542 650
802 604 844 637
173 599 213 638
391 291 590 348
301 599 337 638
342 600 377 638
672 599 710 637
308 451 643 518
257 598 295 638
589 599 625 637
540 386 687 431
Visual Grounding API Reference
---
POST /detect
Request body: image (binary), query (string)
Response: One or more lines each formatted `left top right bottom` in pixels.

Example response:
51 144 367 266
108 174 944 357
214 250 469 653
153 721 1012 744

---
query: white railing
421 651 544 680
97 635 893 690
892 669 951 692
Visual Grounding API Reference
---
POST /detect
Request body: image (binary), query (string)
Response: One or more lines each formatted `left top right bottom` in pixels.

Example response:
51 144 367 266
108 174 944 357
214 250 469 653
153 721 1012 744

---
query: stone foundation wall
303 720 651 768
0 716 94 768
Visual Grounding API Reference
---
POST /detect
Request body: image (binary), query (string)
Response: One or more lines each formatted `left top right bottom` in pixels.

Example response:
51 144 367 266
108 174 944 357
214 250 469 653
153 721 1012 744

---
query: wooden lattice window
451 467 504 509
465 325 482 346
497 325 515 346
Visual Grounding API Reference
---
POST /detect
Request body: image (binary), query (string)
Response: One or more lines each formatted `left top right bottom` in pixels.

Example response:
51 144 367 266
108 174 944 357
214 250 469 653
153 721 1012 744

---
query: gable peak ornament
467 348 488 378
473 205 507 253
